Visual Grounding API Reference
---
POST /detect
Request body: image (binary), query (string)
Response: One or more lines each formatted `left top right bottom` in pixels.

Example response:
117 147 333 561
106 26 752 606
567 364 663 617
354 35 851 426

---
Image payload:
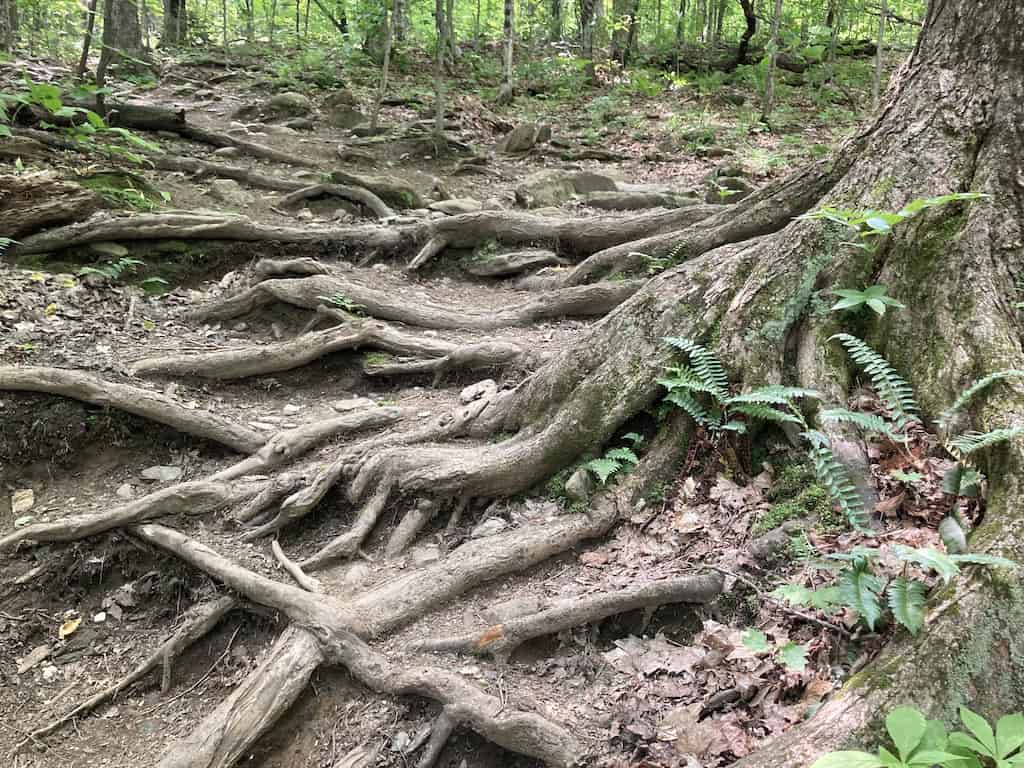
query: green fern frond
819 408 904 441
808 444 871 533
730 403 802 425
839 566 883 631
664 389 717 426
604 447 639 465
887 577 926 635
949 553 1017 569
947 427 1024 457
585 457 622 484
941 370 1024 424
829 334 919 419
657 366 721 397
663 337 730 398
727 385 821 405
892 545 959 584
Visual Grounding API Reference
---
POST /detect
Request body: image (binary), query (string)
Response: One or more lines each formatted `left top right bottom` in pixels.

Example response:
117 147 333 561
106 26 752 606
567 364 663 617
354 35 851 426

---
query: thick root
412 572 724 659
191 273 643 330
271 540 323 592
0 366 265 453
278 183 395 220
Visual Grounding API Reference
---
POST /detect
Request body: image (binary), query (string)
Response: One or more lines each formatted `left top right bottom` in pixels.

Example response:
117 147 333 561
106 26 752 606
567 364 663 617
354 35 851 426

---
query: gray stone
115 483 135 500
564 467 595 502
499 123 540 154
332 397 376 412
282 404 302 415
323 89 364 129
11 489 34 515
88 242 129 258
140 466 182 482
209 179 256 208
265 91 312 116
470 517 508 539
282 117 314 130
213 147 241 159
514 170 617 209
428 198 483 215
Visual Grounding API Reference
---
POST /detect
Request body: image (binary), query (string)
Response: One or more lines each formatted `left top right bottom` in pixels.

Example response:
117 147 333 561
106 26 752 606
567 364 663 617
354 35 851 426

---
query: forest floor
0 44 934 768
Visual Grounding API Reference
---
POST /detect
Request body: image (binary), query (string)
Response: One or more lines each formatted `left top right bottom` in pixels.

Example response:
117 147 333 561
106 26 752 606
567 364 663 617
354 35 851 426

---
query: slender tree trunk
97 0 146 80
222 0 229 60
761 0 782 123
674 0 686 70
497 0 515 103
735 0 755 65
872 0 887 109
242 0 254 42
579 0 595 58
433 0 447 147
394 0 405 41
0 0 15 52
77 0 99 77
267 0 276 45
446 0 458 65
624 0 640 66
370 3 392 133
550 0 562 40
310 0 348 36
713 0 725 41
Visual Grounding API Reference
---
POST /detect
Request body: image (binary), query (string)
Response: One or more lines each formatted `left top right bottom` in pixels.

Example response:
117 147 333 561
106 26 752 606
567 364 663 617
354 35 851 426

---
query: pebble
115 483 135 500
282 404 302 415
11 488 34 515
332 397 375 412
93 611 107 623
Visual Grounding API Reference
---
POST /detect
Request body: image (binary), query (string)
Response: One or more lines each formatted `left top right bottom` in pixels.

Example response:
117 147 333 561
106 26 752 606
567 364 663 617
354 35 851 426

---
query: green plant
740 628 807 672
800 192 988 253
831 284 906 316
585 433 644 484
777 544 1014 635
318 292 365 314
811 705 1024 768
77 258 146 281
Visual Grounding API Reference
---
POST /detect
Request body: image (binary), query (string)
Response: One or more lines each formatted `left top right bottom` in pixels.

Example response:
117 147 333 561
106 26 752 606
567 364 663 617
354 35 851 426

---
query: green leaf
585 458 621 485
942 465 965 495
839 566 884 631
777 641 808 672
906 750 970 766
960 708 997 756
995 713 1024 759
893 545 960 585
621 432 644 446
949 553 1017 569
939 516 968 555
887 706 928 761
865 216 893 233
741 628 770 653
771 584 813 605
950 731 992 757
866 298 888 316
887 578 927 635
809 752 885 768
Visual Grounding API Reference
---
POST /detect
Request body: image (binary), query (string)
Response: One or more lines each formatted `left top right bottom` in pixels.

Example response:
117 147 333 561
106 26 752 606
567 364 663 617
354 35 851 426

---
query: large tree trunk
497 0 514 104
98 0 148 74
0 0 14 51
736 0 756 65
162 0 186 45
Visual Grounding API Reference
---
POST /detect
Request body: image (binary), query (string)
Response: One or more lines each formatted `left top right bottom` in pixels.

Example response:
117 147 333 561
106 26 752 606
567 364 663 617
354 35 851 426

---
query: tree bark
0 0 14 51
77 0 99 78
736 0 755 65
162 0 186 46
761 0 783 122
497 0 514 103
98 0 147 76
579 0 595 58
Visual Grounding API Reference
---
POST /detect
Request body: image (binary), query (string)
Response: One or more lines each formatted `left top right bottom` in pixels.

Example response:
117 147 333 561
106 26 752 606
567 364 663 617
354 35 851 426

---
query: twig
141 625 242 714
271 539 323 593
705 565 853 638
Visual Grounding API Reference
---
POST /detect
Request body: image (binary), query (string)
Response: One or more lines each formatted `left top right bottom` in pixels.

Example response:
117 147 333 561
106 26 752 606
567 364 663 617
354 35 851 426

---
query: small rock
11 488 34 515
499 122 540 154
296 209 314 221
93 611 107 623
208 178 256 208
282 117 314 130
460 379 497 404
470 518 508 539
564 467 595 502
282 404 302 415
417 411 432 418
428 198 483 215
249 422 277 431
88 242 129 258
115 483 135 500
213 147 241 159
140 465 182 482
41 665 59 682
332 397 376 412
266 91 313 117
232 322 248 332
17 644 51 674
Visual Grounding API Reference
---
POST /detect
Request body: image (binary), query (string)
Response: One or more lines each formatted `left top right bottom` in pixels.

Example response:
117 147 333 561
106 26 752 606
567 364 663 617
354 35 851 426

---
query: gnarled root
0 366 265 453
278 183 395 220
412 572 724 660
190 273 642 330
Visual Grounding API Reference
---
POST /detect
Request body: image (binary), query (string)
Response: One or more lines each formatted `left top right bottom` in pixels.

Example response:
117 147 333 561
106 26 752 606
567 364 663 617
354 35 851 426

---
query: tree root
130 316 527 380
191 273 642 330
308 624 579 767
407 235 452 270
0 480 260 552
385 499 440 557
156 625 324 768
300 482 394 568
28 595 237 740
412 572 724 660
148 153 310 192
271 540 323 592
0 366 265 453
177 124 320 168
278 183 395 220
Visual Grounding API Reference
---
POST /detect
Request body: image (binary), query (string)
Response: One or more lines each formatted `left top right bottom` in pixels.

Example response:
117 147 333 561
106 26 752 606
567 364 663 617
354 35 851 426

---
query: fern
941 370 1024 424
886 577 927 635
949 553 1018 569
948 427 1024 457
663 389 718 426
663 337 730 399
585 457 622 484
807 442 871 532
829 334 919 420
819 408 904 442
730 403 802 425
657 366 722 397
727 385 821 405
892 545 959 585
839 566 883 631
604 447 639 465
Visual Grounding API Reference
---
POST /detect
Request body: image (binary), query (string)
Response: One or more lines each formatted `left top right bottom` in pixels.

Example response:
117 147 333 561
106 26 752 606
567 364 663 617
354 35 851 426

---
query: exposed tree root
0 480 258 552
191 273 642 329
309 624 579 767
385 499 440 557
0 171 103 239
130 316 528 380
156 625 323 768
271 540 323 592
252 256 330 279
412 572 724 660
0 366 265 453
407 234 451 270
176 125 319 167
462 249 567 278
278 183 395 220
28 595 237 740
300 482 394 568
148 153 310 192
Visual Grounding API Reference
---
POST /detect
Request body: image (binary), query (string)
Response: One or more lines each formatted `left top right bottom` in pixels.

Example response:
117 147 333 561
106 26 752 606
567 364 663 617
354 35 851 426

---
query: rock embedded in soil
140 466 183 482
332 397 376 412
514 169 618 208
115 483 135 499
482 596 545 623
498 122 542 154
11 488 34 515
428 198 483 215
265 91 313 117
564 467 595 502
208 179 257 207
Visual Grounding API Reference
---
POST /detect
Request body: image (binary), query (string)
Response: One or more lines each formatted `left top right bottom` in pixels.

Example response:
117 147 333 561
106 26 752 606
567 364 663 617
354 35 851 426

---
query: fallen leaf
59 617 82 639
